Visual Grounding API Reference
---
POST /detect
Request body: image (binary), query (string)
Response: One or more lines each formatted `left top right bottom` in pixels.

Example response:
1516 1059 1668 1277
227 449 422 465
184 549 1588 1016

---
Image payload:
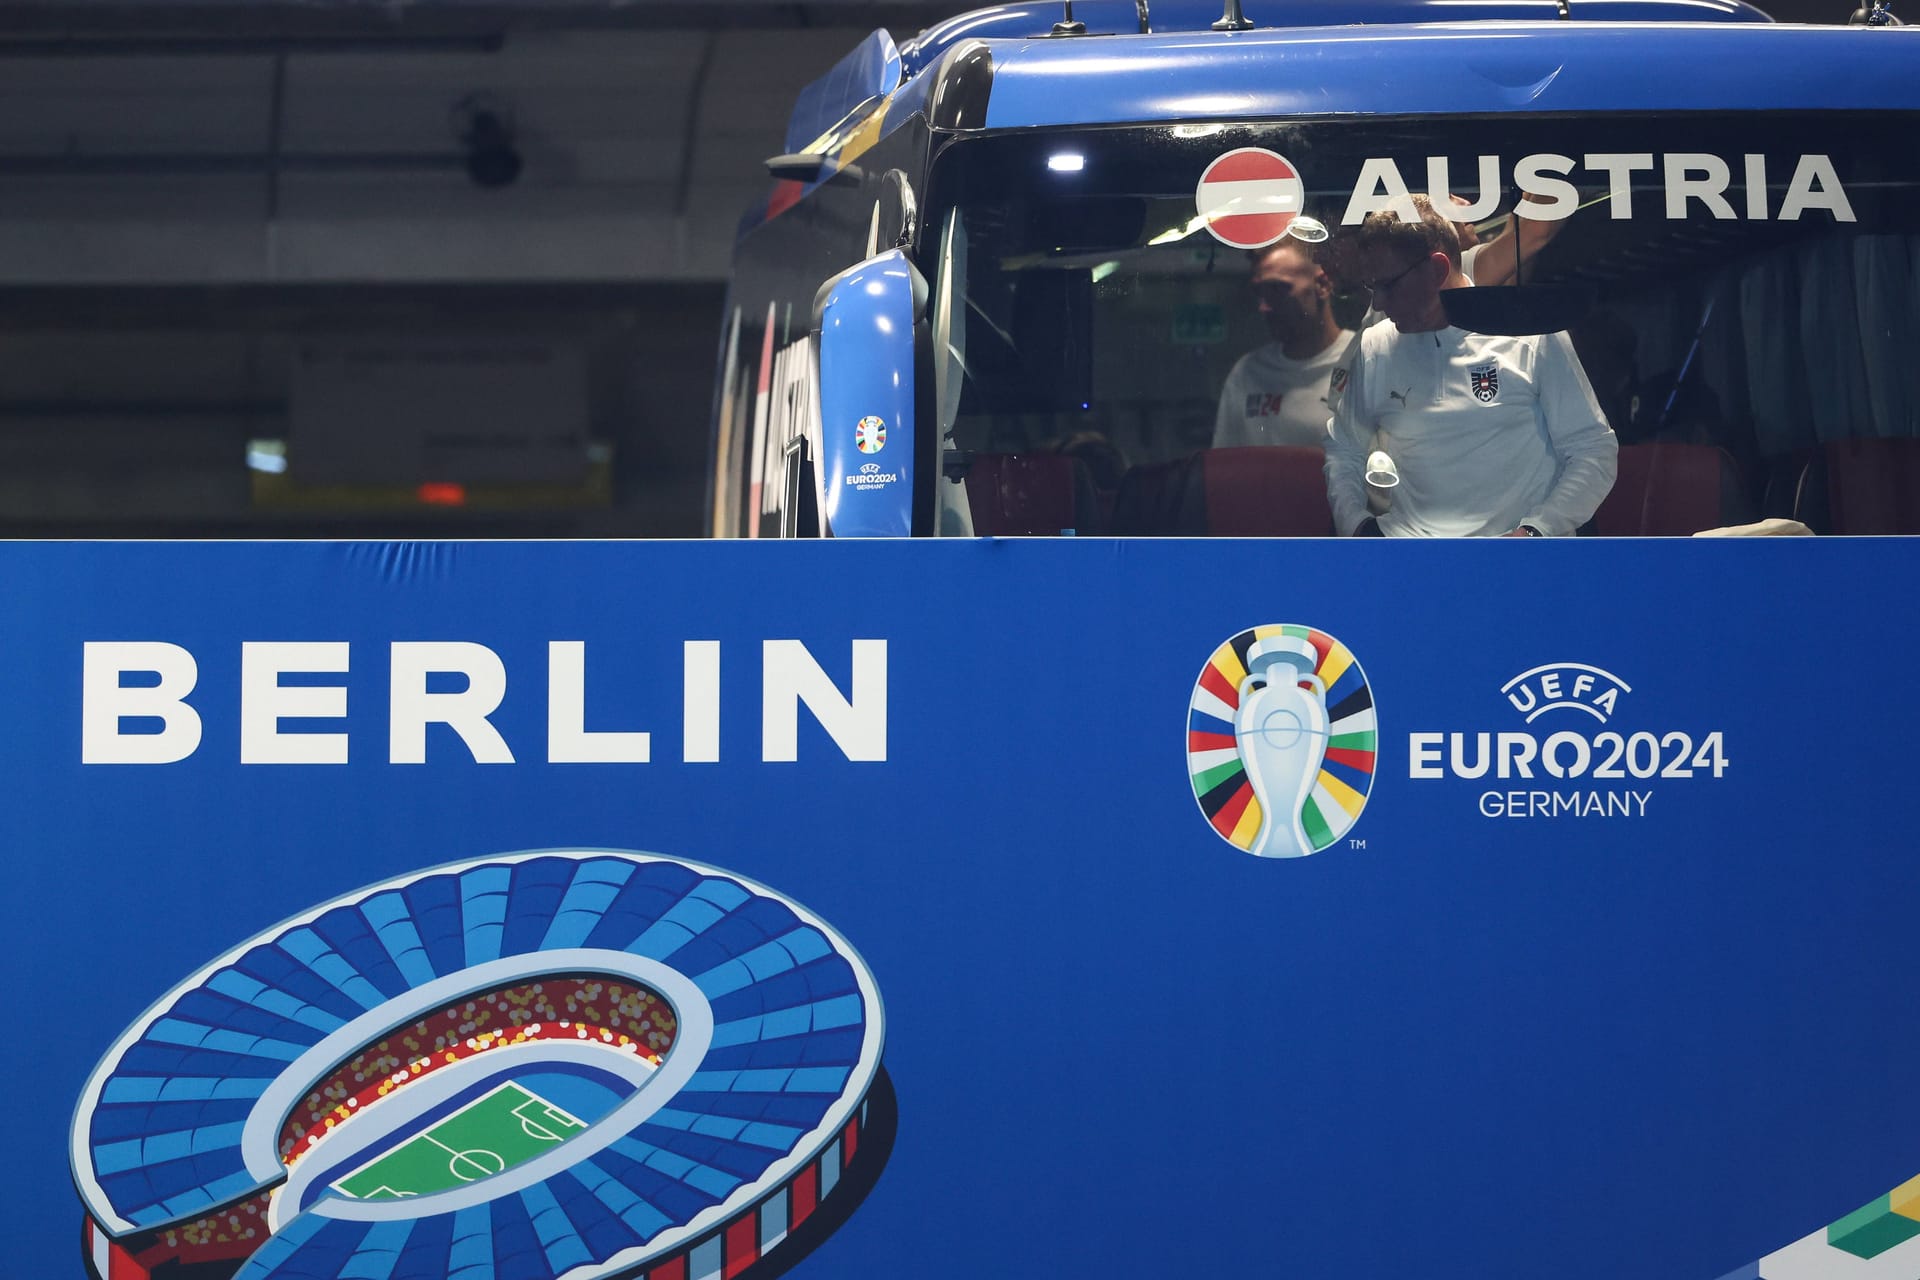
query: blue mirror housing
813 249 927 537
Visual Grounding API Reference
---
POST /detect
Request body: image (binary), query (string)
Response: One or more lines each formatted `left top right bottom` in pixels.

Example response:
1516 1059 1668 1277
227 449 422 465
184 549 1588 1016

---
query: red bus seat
1591 442 1747 536
1186 446 1333 537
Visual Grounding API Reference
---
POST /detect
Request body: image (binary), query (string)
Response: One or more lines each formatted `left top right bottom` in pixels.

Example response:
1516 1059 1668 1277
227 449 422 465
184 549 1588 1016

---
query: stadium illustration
71 849 889 1280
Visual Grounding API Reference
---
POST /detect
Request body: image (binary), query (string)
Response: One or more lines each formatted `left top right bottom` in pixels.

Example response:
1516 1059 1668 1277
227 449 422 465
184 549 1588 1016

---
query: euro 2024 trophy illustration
1187 625 1375 860
1235 633 1332 859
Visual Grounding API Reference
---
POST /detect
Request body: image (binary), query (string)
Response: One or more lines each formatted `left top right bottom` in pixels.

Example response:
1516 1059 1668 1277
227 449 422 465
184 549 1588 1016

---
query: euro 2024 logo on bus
1187 626 1377 858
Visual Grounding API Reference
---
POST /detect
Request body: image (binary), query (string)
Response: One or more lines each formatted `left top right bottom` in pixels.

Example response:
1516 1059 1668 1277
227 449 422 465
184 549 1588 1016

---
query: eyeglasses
1364 257 1426 296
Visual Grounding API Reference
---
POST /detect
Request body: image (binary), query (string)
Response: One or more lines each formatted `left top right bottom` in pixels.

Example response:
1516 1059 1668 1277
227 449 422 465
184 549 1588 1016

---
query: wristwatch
1517 523 1545 537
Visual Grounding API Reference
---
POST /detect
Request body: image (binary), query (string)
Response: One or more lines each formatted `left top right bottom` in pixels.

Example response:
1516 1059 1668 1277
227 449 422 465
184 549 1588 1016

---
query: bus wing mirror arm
811 249 928 332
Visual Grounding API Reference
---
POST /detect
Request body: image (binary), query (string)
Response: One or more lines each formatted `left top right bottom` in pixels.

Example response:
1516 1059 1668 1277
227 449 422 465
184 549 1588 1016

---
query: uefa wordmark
1410 661 1729 819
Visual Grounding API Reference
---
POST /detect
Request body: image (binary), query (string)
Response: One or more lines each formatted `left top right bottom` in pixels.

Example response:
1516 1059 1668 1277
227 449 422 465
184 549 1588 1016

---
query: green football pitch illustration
332 1081 588 1200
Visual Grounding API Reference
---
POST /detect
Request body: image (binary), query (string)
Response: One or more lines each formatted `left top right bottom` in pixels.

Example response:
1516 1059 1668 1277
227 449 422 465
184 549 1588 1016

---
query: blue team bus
708 0 1917 539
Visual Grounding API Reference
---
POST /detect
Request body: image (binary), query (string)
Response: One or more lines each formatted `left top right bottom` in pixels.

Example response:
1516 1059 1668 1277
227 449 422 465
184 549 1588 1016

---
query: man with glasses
1213 236 1356 449
1325 195 1616 537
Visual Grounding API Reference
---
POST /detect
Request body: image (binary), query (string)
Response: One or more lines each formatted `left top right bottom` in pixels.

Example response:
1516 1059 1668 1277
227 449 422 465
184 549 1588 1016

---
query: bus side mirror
812 248 928 537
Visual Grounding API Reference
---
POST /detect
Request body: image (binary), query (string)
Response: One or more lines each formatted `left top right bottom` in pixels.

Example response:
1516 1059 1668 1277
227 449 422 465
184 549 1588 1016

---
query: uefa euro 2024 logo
1188 626 1377 858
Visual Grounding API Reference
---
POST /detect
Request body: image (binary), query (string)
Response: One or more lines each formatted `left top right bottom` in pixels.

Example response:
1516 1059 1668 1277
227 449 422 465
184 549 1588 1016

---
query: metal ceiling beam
673 30 718 219
0 151 469 176
0 32 505 51
0 2 963 39
0 281 726 329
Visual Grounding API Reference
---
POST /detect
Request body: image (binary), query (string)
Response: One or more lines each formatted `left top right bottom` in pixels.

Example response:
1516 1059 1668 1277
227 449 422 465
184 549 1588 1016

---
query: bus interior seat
1760 451 1813 521
1590 442 1750 536
962 452 1101 535
1109 455 1193 535
1048 431 1127 530
1183 446 1334 537
1799 438 1920 534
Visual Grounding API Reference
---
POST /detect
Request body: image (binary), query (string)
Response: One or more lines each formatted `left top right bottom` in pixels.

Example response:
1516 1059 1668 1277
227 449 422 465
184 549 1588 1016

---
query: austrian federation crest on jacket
1470 362 1500 403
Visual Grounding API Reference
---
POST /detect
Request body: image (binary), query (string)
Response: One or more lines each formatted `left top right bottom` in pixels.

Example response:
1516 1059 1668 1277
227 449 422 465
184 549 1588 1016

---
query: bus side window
780 435 820 538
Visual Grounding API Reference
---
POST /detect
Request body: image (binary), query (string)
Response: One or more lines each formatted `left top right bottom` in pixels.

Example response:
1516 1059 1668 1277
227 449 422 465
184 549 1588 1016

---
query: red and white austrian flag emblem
1196 148 1305 250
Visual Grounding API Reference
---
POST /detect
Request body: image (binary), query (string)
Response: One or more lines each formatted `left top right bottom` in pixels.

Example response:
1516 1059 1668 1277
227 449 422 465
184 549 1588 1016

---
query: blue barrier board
3 537 1916 1280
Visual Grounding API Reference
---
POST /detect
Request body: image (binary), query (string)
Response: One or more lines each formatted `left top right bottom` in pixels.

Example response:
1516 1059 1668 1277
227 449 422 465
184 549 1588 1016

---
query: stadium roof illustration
71 849 885 1280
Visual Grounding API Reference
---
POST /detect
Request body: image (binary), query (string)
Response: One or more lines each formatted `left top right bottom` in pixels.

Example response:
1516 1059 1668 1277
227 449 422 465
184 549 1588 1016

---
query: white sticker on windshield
1342 153 1856 224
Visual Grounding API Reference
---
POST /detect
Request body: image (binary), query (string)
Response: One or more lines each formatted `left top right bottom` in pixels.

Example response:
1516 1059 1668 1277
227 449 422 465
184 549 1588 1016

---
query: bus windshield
925 113 1920 537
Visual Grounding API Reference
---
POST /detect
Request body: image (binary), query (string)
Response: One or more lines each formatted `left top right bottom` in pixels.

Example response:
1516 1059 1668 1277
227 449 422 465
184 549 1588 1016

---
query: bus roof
946 21 1920 127
786 0 1783 155
899 0 1770 78
756 2 1913 235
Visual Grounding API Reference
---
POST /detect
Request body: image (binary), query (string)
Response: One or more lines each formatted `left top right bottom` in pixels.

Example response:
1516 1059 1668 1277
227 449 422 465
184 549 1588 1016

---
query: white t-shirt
1325 323 1618 537
1213 332 1356 448
1461 241 1485 284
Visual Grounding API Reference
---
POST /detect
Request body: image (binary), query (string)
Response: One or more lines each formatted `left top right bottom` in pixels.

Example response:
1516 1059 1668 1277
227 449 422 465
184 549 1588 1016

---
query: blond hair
1355 194 1462 269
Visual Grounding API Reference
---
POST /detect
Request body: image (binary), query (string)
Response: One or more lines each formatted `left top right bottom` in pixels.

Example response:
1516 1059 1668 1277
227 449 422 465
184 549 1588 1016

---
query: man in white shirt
1214 237 1356 448
1325 195 1617 538
1454 190 1564 288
